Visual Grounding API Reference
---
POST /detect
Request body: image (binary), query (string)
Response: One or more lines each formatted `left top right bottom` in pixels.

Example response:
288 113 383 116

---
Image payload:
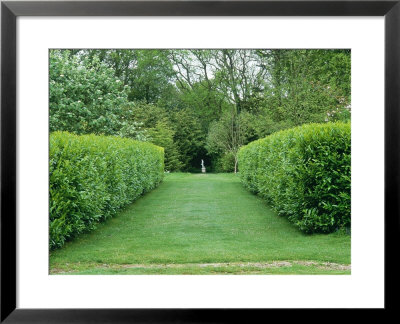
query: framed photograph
1 0 398 321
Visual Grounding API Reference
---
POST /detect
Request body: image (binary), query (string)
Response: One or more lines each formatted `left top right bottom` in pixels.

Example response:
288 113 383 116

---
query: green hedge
49 132 164 249
238 122 351 233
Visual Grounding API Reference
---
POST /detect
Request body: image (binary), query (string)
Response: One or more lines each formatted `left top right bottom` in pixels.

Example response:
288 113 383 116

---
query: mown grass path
50 173 351 274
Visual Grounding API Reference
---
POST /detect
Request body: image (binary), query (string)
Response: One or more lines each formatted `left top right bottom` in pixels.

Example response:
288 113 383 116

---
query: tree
49 50 130 135
170 109 205 171
118 121 149 141
206 109 254 173
148 121 182 171
82 49 177 104
255 49 351 127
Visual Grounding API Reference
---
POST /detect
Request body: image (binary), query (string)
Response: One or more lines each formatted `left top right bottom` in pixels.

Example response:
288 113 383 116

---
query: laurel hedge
49 132 164 249
238 122 351 233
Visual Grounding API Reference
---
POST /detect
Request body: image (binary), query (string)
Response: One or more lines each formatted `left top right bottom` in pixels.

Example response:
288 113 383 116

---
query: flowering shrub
49 50 131 135
49 132 164 249
238 122 351 233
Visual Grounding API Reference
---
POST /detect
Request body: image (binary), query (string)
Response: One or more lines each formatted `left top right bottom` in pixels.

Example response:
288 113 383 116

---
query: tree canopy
50 49 351 172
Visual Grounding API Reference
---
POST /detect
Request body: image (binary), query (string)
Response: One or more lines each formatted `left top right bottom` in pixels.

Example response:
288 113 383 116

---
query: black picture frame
1 0 398 322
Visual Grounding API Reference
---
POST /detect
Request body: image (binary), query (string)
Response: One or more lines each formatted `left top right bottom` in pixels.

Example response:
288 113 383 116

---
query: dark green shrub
49 132 164 249
238 122 350 233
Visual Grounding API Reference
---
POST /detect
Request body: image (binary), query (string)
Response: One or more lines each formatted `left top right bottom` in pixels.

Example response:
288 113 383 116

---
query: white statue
201 159 206 173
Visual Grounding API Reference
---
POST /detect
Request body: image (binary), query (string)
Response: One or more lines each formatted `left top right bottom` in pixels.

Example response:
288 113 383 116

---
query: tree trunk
234 156 238 173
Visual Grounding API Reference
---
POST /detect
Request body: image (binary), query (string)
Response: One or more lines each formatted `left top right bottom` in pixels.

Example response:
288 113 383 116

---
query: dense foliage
238 122 351 233
50 49 350 172
50 51 131 136
49 132 164 249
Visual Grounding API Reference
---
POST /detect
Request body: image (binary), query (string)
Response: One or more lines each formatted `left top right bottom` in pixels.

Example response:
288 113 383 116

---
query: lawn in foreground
50 173 351 274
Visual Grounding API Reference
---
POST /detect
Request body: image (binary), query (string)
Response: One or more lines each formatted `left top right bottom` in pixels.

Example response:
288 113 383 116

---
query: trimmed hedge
238 122 351 233
49 132 164 249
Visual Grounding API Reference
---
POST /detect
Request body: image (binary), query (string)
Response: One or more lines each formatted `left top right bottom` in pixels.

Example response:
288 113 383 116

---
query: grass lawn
50 173 351 275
